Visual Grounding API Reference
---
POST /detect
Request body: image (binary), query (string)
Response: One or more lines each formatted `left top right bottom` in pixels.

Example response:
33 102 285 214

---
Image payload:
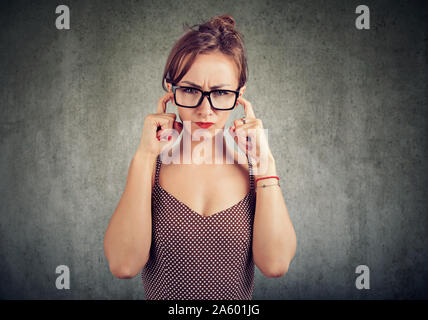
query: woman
104 14 297 300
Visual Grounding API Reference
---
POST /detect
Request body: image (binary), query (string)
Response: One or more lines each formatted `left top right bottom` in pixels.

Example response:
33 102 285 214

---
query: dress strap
154 154 161 185
247 155 255 192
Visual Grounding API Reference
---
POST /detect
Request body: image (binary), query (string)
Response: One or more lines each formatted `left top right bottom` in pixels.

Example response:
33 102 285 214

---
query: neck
176 127 233 164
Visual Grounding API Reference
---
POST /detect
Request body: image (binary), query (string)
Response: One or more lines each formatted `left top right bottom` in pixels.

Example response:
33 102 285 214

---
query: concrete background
1 0 427 299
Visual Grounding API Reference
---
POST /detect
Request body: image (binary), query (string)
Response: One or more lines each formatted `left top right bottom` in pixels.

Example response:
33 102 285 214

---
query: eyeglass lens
175 87 236 109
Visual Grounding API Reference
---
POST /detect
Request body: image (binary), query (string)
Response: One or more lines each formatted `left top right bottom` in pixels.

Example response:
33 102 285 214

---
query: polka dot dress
141 154 256 300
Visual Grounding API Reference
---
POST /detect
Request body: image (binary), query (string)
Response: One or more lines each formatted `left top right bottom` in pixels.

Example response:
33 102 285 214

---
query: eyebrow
180 81 231 90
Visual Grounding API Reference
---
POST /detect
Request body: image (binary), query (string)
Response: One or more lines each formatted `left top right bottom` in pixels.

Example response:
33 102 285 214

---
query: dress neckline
154 153 254 219
156 182 251 219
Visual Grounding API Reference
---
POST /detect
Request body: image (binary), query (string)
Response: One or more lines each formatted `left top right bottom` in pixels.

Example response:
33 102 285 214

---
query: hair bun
193 14 237 33
217 14 235 28
207 14 236 32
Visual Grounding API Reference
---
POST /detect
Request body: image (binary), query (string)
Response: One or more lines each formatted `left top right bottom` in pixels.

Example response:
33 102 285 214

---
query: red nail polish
168 136 172 141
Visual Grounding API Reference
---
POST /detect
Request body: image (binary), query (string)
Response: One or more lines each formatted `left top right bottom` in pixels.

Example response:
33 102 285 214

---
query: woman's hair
162 14 248 91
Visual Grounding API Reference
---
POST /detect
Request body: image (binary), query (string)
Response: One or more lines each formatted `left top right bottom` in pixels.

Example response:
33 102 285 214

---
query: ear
235 85 246 107
168 84 177 106
239 85 246 97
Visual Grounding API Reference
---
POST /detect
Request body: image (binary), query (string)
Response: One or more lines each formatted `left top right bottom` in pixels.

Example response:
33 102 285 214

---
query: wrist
253 156 277 180
134 149 158 163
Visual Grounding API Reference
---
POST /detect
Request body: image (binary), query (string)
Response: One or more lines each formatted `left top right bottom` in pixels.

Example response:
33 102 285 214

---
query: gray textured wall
1 0 427 299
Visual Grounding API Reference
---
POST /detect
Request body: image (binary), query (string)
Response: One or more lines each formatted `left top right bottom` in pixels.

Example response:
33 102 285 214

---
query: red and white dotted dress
141 154 256 300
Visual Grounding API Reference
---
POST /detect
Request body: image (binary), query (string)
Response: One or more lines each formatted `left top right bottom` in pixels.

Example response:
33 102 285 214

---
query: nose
197 94 213 115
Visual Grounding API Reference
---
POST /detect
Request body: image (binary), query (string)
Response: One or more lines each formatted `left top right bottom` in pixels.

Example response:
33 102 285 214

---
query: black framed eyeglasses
171 85 240 111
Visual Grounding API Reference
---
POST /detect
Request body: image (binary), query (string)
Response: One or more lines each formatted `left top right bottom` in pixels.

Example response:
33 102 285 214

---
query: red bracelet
255 176 279 183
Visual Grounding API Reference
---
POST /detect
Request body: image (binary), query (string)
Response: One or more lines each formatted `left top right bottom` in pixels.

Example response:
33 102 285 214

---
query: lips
195 122 214 128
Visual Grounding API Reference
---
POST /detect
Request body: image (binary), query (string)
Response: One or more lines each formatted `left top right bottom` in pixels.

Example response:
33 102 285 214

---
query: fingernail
168 136 172 141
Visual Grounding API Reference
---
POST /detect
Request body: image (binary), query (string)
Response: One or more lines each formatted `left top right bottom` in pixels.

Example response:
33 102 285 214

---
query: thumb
229 127 239 145
173 121 183 134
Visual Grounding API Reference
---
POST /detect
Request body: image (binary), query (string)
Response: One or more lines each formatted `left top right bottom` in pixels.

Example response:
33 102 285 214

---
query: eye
183 87 199 94
213 90 230 96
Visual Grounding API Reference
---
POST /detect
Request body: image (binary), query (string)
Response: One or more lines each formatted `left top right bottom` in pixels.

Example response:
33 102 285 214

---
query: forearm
104 150 157 278
252 156 297 277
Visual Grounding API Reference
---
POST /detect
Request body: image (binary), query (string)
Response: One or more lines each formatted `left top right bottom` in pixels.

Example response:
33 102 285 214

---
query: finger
232 130 249 155
156 92 173 114
163 120 183 142
155 112 177 139
162 121 183 143
164 113 177 121
232 117 256 130
153 115 172 130
158 121 181 144
228 128 254 160
173 120 183 134
246 129 257 149
155 117 175 140
237 96 256 119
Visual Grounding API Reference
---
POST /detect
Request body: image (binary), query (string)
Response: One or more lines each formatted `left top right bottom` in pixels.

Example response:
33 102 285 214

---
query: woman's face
166 51 245 136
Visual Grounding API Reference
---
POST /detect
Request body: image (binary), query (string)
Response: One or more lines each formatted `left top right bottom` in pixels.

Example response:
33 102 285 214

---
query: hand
228 96 274 174
136 92 183 158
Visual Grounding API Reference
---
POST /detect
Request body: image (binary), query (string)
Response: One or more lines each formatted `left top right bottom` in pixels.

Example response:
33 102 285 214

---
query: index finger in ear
237 96 256 119
156 92 174 114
